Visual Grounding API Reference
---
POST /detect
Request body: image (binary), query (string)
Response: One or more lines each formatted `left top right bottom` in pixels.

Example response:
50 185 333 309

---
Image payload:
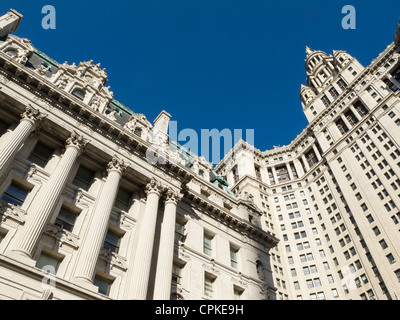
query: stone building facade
0 9 278 300
1 8 400 301
216 20 400 300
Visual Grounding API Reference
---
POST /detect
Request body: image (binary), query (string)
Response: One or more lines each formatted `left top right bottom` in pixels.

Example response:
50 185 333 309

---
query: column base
6 249 37 267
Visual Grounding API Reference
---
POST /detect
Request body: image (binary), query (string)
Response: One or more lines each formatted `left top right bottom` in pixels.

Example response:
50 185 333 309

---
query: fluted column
312 144 322 161
153 187 181 300
286 162 294 180
301 154 310 172
349 105 362 121
73 156 126 287
130 178 163 300
340 114 352 130
8 131 87 264
293 158 305 177
0 106 46 179
271 167 278 185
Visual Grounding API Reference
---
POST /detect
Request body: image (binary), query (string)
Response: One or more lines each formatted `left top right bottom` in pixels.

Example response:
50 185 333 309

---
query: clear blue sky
2 0 400 162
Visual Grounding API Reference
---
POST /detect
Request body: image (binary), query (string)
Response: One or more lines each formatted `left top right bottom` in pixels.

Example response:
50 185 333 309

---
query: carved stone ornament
99 248 128 270
106 155 127 174
20 105 47 128
164 187 182 205
145 177 162 196
0 201 25 225
44 223 79 248
65 131 88 152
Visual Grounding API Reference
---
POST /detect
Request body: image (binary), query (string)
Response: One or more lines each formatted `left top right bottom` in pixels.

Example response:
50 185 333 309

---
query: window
1 182 30 207
114 188 131 211
230 246 239 269
28 142 54 168
331 288 339 298
72 165 95 191
172 263 183 285
203 232 213 256
103 229 121 254
94 275 112 296
71 88 86 100
204 274 215 298
55 207 77 232
175 221 186 243
35 252 62 275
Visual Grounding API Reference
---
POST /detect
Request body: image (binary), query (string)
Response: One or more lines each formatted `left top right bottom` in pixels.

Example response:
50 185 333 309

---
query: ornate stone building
216 20 400 300
0 9 278 300
1 8 400 301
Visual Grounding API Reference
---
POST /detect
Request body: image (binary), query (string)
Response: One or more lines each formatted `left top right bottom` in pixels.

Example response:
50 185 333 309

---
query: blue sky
2 0 400 163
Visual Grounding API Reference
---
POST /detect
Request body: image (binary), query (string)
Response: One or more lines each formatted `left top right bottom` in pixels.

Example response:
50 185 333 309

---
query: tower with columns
216 24 400 300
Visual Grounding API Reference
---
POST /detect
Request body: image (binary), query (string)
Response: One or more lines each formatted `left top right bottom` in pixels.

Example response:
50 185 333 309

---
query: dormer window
4 48 17 57
71 88 86 101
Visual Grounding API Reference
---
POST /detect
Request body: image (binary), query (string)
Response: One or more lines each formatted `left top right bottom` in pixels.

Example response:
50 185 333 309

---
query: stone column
271 167 278 185
130 178 163 300
349 105 362 121
8 131 87 264
153 187 181 300
286 162 294 180
73 156 126 288
340 114 352 130
0 106 46 179
301 154 310 172
312 144 322 161
293 158 305 177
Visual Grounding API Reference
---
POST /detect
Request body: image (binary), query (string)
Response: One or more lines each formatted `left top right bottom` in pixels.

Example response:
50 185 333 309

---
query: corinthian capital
145 177 162 196
20 105 47 129
107 155 127 174
164 187 182 205
65 131 88 152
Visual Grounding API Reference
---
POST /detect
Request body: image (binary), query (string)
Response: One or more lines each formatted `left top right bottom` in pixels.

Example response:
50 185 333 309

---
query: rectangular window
72 165 95 191
1 182 30 207
230 246 239 269
114 188 131 211
203 232 213 256
204 274 215 298
175 221 186 243
103 229 121 254
35 252 62 275
172 263 183 285
94 275 112 296
55 207 78 232
28 142 54 168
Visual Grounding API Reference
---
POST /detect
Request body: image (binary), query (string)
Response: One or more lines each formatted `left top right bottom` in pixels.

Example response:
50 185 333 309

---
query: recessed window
203 232 213 256
103 229 121 254
55 206 78 232
28 142 54 168
72 165 95 191
230 246 239 269
94 275 112 296
71 88 86 100
35 252 62 275
172 263 183 285
175 220 186 243
204 274 215 298
4 48 17 57
114 188 131 211
1 182 30 207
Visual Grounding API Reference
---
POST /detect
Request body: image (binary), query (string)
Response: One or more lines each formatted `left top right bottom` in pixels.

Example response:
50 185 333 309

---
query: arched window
71 88 86 100
4 48 17 57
